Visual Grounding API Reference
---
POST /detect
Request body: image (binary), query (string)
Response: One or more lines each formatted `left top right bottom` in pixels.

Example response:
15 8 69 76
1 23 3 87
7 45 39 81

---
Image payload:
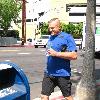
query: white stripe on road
0 50 20 52
4 60 11 61
71 69 78 73
17 53 31 55
71 69 81 73
40 49 45 52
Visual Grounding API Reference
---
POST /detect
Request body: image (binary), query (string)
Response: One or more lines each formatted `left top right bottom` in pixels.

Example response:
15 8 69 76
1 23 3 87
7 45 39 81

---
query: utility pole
21 0 26 45
75 0 96 100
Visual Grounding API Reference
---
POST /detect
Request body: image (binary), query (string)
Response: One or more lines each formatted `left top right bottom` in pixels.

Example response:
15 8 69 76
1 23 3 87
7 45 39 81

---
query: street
0 47 100 100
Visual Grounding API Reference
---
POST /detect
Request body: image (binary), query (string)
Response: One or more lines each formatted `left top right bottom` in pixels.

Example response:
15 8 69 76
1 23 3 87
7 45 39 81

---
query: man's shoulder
60 32 71 38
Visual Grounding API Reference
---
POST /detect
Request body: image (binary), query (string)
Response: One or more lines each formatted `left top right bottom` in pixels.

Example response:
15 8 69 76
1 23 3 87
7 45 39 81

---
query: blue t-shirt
45 32 77 77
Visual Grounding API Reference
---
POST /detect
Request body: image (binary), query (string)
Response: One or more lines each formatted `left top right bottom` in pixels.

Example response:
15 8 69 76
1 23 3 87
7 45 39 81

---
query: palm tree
75 0 96 100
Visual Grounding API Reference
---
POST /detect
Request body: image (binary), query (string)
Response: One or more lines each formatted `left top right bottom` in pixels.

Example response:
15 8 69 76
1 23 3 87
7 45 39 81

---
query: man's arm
47 48 77 60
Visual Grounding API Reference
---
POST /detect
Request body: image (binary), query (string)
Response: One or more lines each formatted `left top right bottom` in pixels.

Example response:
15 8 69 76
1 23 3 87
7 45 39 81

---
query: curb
0 44 34 48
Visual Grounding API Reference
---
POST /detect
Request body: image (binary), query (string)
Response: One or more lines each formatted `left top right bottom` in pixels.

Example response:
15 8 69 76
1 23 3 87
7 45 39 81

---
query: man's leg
41 74 55 100
65 96 73 100
58 77 73 100
41 94 49 100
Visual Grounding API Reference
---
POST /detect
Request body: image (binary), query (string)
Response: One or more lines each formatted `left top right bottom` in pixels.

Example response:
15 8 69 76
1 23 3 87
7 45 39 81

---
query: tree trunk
74 0 96 100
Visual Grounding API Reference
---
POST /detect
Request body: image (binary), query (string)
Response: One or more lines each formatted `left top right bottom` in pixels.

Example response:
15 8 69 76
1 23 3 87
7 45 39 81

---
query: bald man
41 18 77 100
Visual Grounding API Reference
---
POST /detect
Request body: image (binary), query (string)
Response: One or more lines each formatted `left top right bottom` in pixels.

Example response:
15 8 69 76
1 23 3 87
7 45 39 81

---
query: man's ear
59 27 61 31
59 24 62 31
48 30 51 34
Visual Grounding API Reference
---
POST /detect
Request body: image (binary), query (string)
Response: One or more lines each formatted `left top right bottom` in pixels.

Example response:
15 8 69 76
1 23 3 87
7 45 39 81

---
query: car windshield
40 36 49 39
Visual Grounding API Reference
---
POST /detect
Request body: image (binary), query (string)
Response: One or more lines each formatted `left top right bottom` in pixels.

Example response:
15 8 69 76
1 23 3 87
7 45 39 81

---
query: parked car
34 35 50 48
17 37 22 44
74 39 82 49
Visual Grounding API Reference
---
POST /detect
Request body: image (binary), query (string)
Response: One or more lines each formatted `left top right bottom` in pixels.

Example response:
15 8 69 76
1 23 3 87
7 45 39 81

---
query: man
41 18 77 100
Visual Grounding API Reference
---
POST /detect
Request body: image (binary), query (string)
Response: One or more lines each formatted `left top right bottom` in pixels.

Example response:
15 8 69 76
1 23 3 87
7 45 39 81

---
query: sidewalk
33 91 65 100
33 90 76 100
32 79 78 100
32 76 100 100
33 69 82 100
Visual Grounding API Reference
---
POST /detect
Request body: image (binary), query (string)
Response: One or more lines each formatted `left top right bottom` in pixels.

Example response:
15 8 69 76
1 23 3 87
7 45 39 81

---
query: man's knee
65 96 73 100
41 94 49 100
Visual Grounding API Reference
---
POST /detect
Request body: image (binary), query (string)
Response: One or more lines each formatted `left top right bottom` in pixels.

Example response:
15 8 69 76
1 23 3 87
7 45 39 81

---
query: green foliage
0 0 21 36
6 30 19 38
60 23 67 32
61 23 75 35
40 22 49 35
0 30 19 38
40 22 83 39
74 22 83 38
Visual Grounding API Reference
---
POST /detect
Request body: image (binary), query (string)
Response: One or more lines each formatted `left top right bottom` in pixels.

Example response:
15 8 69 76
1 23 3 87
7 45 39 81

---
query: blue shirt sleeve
66 34 77 52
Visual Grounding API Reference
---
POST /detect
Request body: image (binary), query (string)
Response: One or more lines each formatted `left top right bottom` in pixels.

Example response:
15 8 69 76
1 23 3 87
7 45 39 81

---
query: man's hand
47 48 77 60
47 48 57 56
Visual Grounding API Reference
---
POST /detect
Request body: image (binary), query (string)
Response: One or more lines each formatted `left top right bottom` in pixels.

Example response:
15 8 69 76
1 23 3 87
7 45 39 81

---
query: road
0 47 100 100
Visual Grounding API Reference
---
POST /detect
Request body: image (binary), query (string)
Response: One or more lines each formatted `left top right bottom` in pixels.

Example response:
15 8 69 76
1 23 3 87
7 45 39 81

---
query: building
14 0 100 41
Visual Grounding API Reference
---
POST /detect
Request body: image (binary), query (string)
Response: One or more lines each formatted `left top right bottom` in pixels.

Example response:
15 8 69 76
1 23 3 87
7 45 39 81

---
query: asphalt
1 43 100 100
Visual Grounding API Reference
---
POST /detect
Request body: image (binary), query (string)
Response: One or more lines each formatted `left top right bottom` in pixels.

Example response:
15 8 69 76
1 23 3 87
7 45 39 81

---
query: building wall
14 0 69 40
38 0 69 23
48 0 69 23
14 0 100 40
67 0 86 3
